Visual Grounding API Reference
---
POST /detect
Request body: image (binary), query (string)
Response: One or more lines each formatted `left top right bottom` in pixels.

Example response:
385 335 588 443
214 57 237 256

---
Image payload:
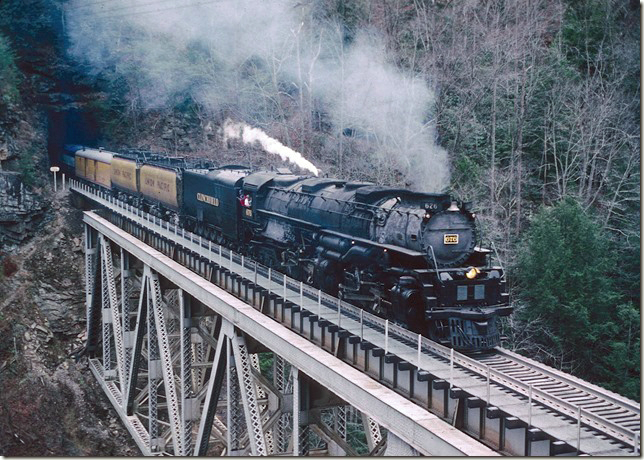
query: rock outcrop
0 171 48 247
0 190 137 456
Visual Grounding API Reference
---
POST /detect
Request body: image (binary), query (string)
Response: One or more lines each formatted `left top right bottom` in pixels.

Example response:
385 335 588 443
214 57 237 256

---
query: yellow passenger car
111 155 139 194
75 148 114 188
75 154 86 179
140 164 181 209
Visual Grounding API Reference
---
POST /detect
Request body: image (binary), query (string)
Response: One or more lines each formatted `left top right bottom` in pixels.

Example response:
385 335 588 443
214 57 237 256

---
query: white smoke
222 119 319 176
316 32 448 191
64 0 450 191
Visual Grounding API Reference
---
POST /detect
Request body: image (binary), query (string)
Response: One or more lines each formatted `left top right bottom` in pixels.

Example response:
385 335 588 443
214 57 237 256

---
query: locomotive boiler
65 144 511 350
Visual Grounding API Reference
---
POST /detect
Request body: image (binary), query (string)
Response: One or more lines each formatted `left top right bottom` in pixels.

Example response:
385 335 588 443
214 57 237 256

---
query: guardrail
70 180 640 452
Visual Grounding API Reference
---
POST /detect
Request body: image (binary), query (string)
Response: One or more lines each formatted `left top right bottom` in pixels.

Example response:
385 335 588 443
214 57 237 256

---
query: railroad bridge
71 180 640 456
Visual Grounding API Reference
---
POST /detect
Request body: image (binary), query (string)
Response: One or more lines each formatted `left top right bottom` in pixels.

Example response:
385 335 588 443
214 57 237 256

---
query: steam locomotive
63 144 512 350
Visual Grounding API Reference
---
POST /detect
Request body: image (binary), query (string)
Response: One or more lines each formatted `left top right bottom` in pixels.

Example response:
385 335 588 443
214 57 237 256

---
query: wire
69 0 181 17
65 0 120 11
68 0 224 21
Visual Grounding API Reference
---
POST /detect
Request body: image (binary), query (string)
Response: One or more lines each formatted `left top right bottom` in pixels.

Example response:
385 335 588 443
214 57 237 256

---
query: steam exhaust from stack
222 119 319 176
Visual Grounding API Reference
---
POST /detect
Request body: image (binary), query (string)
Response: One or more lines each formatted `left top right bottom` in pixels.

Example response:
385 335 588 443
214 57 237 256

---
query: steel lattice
100 236 127 390
228 362 244 452
363 413 383 451
81 213 410 458
147 283 160 451
149 273 184 455
231 334 267 455
120 250 133 376
179 292 193 456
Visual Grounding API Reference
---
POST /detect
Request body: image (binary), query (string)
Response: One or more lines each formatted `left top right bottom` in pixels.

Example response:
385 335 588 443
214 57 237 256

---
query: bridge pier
504 417 526 455
483 406 503 450
528 428 551 456
464 396 485 438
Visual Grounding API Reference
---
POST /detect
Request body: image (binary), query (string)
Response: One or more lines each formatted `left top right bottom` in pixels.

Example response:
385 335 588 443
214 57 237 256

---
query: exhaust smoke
222 119 319 176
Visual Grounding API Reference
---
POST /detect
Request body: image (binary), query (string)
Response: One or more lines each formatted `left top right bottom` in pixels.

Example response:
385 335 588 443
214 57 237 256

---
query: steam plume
223 120 319 176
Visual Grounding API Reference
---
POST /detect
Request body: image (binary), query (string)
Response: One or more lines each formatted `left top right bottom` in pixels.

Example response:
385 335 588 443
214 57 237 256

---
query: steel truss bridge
71 180 640 456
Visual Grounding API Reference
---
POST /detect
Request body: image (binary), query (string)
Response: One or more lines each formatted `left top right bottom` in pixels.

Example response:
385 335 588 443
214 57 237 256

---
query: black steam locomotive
65 145 511 350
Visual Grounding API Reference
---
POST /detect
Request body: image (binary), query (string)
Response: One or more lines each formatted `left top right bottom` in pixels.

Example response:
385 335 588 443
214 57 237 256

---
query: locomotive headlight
466 267 481 279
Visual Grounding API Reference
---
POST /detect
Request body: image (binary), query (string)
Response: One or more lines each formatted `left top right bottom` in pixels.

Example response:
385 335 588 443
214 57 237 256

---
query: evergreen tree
515 198 639 399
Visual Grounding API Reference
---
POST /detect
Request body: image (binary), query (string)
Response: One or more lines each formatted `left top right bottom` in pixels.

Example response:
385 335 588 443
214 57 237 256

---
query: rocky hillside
0 7 139 451
0 189 137 455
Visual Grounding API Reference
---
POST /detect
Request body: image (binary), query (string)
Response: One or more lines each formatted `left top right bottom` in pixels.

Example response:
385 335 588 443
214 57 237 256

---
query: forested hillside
0 0 639 400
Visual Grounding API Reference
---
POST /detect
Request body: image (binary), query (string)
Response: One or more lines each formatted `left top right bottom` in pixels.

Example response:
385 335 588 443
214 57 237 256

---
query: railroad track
473 347 641 449
365 315 639 453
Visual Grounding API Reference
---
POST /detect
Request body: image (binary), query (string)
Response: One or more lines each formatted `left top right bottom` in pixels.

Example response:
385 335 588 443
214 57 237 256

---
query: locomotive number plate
444 234 459 244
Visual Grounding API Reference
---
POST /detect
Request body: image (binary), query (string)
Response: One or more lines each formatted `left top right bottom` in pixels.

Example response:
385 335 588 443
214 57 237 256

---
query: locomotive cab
240 172 275 224
241 171 305 224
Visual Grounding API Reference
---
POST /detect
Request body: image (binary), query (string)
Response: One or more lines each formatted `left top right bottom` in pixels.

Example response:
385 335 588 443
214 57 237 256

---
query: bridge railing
70 179 640 451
